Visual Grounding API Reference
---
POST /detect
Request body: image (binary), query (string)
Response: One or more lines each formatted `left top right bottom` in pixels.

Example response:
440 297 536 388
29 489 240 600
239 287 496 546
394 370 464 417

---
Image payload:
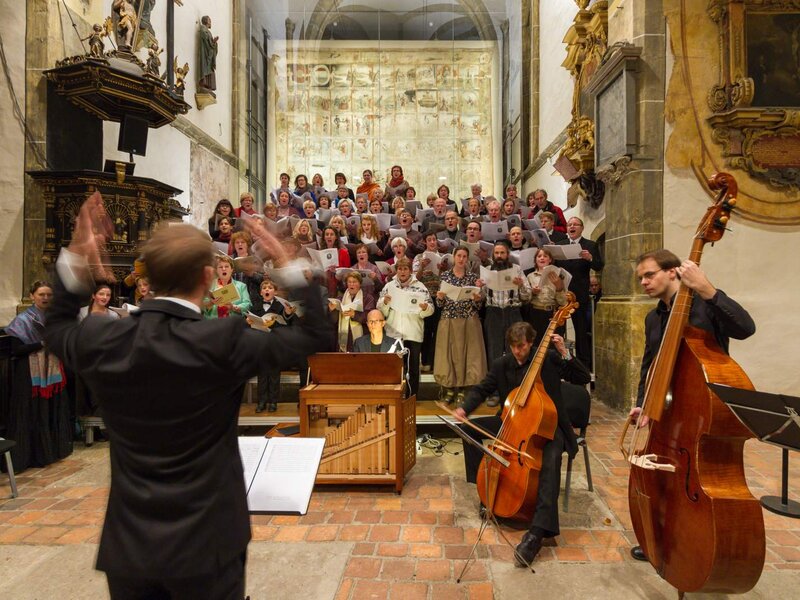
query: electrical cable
417 433 462 456
0 31 51 170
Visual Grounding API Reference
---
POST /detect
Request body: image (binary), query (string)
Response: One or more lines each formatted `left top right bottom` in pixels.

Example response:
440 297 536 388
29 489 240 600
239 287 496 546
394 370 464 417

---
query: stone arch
302 1 497 41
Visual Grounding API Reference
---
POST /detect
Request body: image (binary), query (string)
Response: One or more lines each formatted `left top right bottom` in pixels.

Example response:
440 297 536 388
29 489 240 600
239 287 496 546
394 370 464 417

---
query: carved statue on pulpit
82 23 108 59
145 42 163 78
112 0 138 48
114 217 129 243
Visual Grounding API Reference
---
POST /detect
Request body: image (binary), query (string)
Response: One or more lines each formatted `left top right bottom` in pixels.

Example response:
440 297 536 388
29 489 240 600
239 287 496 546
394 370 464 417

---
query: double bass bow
619 172 765 595
476 294 578 522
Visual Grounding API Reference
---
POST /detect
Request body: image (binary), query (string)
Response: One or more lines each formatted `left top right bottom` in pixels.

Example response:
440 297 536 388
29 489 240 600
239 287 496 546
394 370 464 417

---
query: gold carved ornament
558 2 608 174
704 0 800 200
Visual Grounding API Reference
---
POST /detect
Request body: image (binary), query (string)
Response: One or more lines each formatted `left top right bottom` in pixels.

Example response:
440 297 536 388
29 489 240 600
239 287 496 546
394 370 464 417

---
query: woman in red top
384 165 409 198
320 226 351 297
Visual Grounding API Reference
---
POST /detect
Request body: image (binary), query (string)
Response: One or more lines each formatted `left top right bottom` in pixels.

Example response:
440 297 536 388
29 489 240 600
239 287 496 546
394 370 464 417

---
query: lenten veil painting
267 41 499 196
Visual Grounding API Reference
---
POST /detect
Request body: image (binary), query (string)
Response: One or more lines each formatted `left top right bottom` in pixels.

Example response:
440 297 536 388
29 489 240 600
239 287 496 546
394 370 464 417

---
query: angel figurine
82 23 109 58
174 57 189 94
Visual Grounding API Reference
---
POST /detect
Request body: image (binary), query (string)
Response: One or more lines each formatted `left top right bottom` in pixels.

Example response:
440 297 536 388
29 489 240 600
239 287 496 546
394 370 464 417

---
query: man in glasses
628 248 755 562
353 309 398 353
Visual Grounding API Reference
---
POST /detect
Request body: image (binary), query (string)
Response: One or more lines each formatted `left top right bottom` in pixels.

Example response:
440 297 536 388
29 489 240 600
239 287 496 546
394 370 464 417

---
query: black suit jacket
353 333 398 353
556 237 603 303
45 278 326 579
462 349 591 458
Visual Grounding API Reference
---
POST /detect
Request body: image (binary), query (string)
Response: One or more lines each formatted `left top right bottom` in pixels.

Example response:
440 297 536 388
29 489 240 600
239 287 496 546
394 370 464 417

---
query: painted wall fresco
270 43 497 197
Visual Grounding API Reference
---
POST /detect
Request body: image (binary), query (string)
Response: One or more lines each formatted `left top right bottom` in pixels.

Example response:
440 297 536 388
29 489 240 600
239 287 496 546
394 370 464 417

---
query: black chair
0 438 18 498
561 382 593 511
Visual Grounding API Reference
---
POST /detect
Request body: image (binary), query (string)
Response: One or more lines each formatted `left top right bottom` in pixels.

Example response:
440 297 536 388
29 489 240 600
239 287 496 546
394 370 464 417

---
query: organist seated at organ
353 309 398 353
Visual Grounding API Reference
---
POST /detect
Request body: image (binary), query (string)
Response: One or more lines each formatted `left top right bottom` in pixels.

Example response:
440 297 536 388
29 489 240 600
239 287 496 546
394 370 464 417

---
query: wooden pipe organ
300 353 416 492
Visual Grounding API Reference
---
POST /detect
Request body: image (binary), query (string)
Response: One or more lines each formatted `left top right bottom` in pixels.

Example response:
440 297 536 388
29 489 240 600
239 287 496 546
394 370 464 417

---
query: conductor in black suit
557 217 603 368
353 309 398 352
44 193 327 600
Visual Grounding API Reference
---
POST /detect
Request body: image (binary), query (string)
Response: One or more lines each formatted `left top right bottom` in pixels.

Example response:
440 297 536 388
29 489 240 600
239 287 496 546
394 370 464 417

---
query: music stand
708 383 800 518
436 415 537 577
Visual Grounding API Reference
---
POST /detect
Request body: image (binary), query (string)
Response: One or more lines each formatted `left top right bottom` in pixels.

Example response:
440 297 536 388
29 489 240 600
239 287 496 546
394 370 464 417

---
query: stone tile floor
1 401 799 599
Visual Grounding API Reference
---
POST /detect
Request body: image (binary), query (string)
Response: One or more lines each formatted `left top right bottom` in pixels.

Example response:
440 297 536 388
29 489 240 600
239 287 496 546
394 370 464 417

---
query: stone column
22 0 61 292
594 1 666 410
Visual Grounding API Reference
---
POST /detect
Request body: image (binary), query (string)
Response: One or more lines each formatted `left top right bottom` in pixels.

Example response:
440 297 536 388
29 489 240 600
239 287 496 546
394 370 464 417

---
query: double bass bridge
629 453 677 473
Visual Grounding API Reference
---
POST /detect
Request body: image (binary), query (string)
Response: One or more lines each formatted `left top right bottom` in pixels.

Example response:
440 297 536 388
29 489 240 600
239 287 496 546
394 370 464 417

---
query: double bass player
455 322 590 566
628 249 756 562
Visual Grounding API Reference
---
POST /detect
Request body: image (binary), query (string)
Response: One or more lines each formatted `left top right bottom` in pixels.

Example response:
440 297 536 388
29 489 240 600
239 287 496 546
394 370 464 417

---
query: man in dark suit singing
557 216 603 368
45 193 327 600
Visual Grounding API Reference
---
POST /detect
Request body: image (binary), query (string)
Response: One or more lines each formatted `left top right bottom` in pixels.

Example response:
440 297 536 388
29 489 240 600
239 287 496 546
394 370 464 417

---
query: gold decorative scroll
558 1 609 175
665 0 800 223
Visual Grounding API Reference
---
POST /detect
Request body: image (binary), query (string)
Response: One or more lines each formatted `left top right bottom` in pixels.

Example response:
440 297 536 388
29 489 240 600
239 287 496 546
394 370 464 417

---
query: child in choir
204 256 251 319
247 279 295 412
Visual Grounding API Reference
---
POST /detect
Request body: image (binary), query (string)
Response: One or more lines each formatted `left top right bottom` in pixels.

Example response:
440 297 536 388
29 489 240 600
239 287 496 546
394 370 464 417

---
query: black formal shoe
268 402 278 412
255 404 266 413
630 545 647 561
514 531 543 567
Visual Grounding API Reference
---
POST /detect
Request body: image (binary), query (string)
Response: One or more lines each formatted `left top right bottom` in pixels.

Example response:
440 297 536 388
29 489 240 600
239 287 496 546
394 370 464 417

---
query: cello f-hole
679 448 699 502
517 440 524 466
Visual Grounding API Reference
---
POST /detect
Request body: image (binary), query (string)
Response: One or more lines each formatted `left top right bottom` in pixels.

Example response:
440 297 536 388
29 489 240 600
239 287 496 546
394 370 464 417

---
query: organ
299 353 416 492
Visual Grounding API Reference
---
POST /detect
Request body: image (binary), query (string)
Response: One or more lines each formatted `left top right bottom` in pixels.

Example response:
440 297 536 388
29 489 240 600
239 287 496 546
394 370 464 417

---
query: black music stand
708 383 800 518
436 415 536 577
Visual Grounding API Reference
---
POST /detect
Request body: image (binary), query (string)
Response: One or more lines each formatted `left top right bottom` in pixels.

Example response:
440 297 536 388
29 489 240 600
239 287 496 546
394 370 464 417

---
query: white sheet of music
239 437 268 491
544 243 583 260
238 437 325 514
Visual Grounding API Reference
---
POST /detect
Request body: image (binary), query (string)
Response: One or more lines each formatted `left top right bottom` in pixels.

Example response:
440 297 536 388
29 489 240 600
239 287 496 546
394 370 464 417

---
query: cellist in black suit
44 193 328 600
556 217 603 368
455 322 590 567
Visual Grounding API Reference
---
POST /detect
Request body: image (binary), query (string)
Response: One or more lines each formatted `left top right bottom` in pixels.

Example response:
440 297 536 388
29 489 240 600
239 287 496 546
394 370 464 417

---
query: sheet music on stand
239 437 325 515
708 383 800 518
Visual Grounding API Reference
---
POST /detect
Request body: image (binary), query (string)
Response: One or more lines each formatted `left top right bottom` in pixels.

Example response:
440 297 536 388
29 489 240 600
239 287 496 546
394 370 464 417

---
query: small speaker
118 114 149 156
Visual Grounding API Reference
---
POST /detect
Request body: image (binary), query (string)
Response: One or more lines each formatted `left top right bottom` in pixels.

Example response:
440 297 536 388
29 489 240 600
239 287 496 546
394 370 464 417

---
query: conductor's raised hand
244 218 289 266
69 191 116 282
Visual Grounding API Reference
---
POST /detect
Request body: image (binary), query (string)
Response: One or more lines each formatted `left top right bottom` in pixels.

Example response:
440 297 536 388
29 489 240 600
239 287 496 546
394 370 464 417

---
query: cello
476 294 578 521
619 172 765 595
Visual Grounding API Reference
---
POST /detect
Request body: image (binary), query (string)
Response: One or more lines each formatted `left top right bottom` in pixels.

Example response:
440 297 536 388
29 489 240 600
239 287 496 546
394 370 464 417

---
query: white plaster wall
505 0 522 125
658 17 800 395
663 156 800 396
537 0 574 154
521 1 582 233
103 121 191 206
0 0 27 321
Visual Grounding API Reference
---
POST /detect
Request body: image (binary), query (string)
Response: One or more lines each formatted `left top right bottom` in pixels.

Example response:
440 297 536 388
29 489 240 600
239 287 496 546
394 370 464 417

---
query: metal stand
437 416 535 579
708 383 800 519
761 448 800 518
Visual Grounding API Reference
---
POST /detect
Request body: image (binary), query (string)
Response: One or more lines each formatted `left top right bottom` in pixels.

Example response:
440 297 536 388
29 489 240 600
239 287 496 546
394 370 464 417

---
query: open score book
238 437 325 514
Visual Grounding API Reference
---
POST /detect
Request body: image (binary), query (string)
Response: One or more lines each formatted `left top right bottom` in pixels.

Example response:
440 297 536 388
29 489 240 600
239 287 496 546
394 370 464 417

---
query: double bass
476 295 578 521
619 173 765 595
